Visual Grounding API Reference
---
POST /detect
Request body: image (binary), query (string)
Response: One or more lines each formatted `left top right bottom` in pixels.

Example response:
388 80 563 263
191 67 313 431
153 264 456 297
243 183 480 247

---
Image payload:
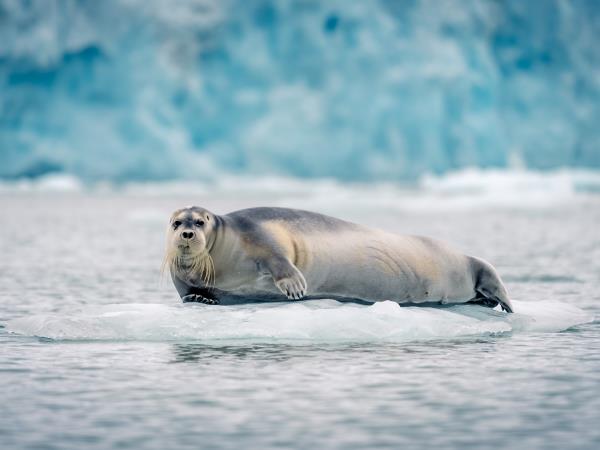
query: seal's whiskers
163 249 214 287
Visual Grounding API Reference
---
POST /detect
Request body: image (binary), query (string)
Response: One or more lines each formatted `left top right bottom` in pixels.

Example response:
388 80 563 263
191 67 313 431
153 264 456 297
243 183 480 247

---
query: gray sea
1 174 599 449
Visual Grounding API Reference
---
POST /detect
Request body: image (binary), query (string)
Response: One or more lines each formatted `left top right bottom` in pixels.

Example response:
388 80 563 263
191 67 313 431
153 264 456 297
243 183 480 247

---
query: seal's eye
173 221 182 229
195 220 205 227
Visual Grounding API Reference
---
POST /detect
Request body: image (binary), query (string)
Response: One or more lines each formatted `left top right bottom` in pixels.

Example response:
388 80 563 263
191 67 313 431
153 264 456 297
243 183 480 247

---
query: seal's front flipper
275 272 307 300
259 259 306 300
182 294 220 305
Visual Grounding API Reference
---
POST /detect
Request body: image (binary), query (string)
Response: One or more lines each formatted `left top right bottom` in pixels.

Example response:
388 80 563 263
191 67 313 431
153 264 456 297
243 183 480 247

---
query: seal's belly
212 258 264 292
300 231 475 303
213 261 286 295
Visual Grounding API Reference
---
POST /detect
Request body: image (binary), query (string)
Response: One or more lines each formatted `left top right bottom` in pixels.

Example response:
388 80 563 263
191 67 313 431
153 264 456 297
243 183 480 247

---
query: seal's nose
181 231 195 240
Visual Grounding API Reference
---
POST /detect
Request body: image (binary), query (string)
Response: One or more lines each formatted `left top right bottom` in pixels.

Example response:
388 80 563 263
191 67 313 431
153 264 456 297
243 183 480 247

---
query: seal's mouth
177 245 197 254
175 241 205 257
177 236 195 246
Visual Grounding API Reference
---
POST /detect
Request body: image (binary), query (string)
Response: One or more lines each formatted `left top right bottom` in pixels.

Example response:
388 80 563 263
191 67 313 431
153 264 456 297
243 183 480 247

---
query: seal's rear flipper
470 256 513 313
475 288 513 313
468 296 500 309
497 297 513 313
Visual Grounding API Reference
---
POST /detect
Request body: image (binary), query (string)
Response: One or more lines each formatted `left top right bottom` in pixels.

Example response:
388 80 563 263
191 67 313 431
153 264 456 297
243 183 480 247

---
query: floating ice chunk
5 300 592 343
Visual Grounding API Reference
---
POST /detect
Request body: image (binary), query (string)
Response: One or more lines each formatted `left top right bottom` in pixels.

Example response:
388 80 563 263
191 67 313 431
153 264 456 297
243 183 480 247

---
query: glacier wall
1 0 599 182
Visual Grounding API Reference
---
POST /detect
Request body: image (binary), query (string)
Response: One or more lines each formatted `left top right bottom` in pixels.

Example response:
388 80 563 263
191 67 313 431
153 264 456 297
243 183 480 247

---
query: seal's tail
470 256 514 313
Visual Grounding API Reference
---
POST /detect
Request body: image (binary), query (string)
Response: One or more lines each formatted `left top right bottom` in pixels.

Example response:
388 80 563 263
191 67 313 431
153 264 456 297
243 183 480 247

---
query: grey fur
167 207 513 312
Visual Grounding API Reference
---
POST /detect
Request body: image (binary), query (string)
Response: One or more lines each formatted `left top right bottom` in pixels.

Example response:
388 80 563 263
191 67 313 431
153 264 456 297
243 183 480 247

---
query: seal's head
162 206 216 284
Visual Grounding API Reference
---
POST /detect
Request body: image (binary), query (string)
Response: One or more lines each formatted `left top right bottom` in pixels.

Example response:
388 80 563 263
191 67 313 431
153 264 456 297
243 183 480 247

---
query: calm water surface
1 192 599 449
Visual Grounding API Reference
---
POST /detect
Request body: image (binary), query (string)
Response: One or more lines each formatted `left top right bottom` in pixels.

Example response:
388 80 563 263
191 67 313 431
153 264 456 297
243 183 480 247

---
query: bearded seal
163 206 513 312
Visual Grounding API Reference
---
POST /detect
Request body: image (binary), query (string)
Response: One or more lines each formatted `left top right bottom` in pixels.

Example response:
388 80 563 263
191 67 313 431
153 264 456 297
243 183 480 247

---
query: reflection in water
170 343 300 363
169 337 502 364
170 342 401 363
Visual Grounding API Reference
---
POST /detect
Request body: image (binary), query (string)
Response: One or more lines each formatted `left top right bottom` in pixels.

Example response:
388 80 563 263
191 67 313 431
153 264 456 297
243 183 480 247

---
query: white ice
5 299 593 343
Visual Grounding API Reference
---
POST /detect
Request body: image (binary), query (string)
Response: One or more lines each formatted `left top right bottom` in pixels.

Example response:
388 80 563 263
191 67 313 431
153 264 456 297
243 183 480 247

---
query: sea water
1 172 599 449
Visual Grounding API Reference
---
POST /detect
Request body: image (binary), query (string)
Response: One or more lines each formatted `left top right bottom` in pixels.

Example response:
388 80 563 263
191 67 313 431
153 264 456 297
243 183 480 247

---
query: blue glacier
0 0 599 182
